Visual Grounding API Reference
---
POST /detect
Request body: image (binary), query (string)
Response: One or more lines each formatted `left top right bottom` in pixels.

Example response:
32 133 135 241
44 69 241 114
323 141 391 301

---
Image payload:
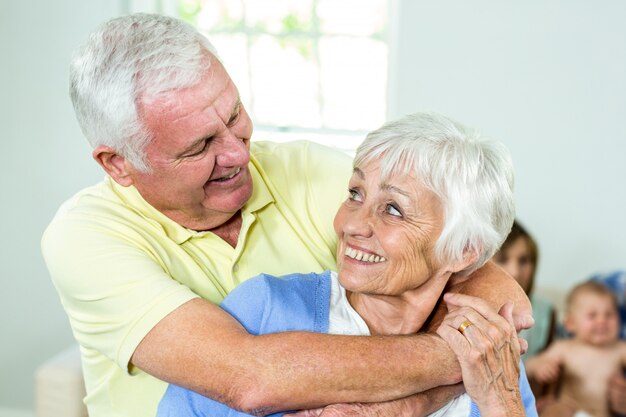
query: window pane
165 0 389 144
207 34 251 108
317 0 387 36
195 0 243 31
249 35 320 127
243 0 313 34
319 36 387 130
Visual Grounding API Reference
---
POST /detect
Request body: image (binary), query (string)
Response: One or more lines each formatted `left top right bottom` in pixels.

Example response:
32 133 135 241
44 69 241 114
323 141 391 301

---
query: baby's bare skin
526 288 626 417
529 339 626 417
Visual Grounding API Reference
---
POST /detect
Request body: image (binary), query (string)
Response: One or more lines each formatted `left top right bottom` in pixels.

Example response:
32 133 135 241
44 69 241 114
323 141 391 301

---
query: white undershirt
327 271 471 417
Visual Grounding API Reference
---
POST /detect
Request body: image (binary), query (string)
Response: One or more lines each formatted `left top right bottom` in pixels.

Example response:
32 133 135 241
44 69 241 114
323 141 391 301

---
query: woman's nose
216 134 250 167
342 207 374 238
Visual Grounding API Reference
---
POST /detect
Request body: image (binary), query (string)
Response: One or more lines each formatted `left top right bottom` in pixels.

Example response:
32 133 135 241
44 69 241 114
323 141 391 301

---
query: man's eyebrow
353 167 365 179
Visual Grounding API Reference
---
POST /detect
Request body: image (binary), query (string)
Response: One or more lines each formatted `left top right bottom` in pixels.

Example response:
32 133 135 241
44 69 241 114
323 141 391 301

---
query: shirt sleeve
220 274 272 335
41 210 198 373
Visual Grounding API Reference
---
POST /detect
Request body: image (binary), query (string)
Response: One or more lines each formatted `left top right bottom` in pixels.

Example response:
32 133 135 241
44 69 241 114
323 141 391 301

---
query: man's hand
288 384 465 417
609 371 626 415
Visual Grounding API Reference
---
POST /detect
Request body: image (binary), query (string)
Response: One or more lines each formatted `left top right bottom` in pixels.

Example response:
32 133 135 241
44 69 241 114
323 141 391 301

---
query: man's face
129 58 254 231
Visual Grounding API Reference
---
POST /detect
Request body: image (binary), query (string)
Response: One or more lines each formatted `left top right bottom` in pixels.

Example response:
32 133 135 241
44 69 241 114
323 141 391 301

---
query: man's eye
348 188 362 202
185 140 210 157
385 204 402 217
228 109 240 126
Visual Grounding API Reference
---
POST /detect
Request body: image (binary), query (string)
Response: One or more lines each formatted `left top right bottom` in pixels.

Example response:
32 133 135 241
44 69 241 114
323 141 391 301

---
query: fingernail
525 315 535 327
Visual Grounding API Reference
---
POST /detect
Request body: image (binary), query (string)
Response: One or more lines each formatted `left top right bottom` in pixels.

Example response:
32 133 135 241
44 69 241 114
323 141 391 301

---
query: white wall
0 0 123 409
389 0 626 303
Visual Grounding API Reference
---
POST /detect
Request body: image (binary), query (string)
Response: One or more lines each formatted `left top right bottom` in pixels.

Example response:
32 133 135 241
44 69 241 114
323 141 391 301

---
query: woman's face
333 161 452 296
493 237 534 293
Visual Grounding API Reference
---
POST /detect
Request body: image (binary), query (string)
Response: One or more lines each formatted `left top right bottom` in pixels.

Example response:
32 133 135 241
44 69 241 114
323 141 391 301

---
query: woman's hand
436 293 525 417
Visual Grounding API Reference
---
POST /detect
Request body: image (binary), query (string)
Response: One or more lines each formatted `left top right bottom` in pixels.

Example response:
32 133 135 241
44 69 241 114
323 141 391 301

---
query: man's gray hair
355 112 515 276
69 13 218 171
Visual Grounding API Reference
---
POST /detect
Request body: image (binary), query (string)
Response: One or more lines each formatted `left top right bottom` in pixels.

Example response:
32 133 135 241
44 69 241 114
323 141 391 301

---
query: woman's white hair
355 112 515 276
69 13 218 171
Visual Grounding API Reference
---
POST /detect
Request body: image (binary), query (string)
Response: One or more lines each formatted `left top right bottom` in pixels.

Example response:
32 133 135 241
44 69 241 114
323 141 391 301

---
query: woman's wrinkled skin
437 293 524 417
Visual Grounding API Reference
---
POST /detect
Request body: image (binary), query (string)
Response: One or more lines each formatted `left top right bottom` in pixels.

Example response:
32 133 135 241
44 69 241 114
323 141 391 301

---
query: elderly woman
157 113 537 417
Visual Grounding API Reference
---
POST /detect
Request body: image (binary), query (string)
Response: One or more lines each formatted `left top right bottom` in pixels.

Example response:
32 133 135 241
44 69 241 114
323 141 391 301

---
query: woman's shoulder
221 271 333 334
227 271 331 302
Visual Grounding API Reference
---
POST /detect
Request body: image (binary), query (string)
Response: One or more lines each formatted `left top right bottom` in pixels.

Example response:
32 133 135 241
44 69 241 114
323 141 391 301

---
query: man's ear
93 145 134 187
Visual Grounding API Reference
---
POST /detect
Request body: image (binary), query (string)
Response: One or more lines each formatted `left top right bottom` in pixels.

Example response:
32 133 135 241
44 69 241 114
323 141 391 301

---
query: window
127 0 389 151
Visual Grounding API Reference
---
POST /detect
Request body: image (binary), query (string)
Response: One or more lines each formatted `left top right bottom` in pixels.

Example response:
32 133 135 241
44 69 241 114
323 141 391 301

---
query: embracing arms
133 261 532 416
132 297 459 415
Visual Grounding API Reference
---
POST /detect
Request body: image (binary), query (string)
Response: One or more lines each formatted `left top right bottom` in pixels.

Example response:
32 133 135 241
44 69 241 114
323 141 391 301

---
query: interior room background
1 0 624 413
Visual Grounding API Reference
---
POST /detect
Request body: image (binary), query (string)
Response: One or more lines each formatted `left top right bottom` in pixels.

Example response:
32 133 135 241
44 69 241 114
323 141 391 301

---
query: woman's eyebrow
381 183 411 198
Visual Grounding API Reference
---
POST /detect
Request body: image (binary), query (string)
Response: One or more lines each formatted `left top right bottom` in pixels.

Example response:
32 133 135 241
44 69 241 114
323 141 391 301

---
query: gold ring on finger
458 319 473 334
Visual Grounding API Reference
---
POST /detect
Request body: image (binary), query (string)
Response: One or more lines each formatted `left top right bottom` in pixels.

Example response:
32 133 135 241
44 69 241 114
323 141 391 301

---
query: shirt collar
107 153 274 245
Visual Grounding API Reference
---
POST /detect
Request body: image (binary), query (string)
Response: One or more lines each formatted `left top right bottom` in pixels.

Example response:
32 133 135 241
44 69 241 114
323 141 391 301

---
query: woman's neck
347 270 453 335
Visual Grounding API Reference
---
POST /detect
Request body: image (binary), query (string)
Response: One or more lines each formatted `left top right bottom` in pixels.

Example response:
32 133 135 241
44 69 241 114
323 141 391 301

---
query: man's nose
216 134 250 167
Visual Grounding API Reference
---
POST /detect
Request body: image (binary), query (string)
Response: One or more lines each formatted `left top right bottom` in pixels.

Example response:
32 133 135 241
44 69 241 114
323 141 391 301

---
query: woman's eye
385 204 402 217
348 188 362 202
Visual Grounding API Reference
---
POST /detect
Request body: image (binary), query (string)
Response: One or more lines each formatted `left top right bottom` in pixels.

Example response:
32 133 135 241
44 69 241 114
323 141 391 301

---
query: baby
525 281 626 417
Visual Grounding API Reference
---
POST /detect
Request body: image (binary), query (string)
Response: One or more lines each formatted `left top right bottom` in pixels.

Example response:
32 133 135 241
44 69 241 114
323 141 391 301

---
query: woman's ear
92 145 134 187
449 248 479 274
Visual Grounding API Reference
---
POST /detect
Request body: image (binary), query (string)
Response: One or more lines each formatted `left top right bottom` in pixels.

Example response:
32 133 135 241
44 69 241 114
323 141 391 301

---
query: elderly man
42 13 532 417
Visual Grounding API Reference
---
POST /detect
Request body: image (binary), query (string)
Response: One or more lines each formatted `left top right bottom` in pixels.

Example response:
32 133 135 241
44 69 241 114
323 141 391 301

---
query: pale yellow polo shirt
42 141 352 417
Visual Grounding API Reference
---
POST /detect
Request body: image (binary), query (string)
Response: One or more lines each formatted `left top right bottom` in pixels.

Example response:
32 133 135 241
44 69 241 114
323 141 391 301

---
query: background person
157 112 537 417
525 281 626 417
492 220 557 359
42 13 532 417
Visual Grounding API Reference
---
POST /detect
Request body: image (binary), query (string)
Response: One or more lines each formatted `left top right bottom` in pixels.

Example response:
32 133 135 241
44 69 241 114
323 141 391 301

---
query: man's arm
288 384 465 417
279 262 532 417
134 262 532 416
434 261 534 331
132 297 461 415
